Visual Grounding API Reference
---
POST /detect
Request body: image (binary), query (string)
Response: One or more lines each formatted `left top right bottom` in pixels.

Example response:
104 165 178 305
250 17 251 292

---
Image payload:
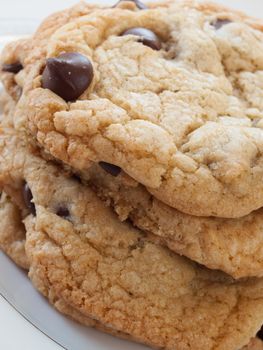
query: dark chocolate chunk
257 326 263 340
213 19 232 30
42 52 94 102
56 206 70 219
122 27 161 50
23 183 36 216
99 162 121 177
113 0 147 10
2 62 23 74
72 174 82 183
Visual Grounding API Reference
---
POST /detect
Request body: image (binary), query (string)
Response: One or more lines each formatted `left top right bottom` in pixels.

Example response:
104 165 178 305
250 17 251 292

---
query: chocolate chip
42 52 94 102
122 27 161 50
113 0 147 10
2 62 23 74
72 174 82 183
23 183 36 216
56 206 70 219
99 162 121 177
213 19 232 30
257 326 263 340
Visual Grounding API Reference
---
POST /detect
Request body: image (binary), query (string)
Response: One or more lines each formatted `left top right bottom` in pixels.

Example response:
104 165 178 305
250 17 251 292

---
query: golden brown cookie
3 90 263 279
1 126 263 350
0 178 143 345
79 163 263 279
1 183 261 350
0 191 29 269
7 0 263 218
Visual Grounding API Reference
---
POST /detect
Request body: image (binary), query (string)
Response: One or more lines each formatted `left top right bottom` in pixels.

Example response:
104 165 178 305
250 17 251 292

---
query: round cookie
2 128 263 350
4 90 263 280
25 234 141 344
10 0 263 218
0 99 142 343
1 185 261 350
0 180 145 345
83 164 263 279
4 88 263 279
0 191 29 269
0 0 147 103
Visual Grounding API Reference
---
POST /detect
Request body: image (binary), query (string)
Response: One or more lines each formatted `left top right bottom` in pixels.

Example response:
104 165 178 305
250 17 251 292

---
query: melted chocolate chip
257 326 263 340
213 19 232 30
56 206 70 219
72 174 82 183
99 162 121 177
113 0 147 10
42 52 94 102
2 62 23 74
122 27 162 50
23 183 36 216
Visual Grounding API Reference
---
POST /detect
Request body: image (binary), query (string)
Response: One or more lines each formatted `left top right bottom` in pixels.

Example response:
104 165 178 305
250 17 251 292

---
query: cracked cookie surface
5 81 263 280
5 89 263 279
81 163 263 279
7 0 263 218
0 189 136 343
2 127 263 350
5 92 263 280
0 192 29 269
1 184 261 350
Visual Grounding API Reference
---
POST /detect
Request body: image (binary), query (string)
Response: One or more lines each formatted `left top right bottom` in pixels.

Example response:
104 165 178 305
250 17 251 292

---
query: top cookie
6 0 263 217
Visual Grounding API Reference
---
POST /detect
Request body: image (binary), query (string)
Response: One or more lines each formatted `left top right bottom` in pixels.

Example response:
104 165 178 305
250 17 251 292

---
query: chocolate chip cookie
8 0 263 218
4 85 263 280
0 189 138 343
81 163 263 279
0 191 29 269
1 185 261 350
2 125 263 350
0 1 100 102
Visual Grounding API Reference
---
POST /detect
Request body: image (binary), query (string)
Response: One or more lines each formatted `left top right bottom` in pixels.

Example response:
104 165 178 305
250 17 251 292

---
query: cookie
2 127 263 350
0 1 100 102
0 97 138 340
4 91 263 280
0 195 141 345
0 188 261 350
4 88 263 281
243 338 263 350
0 191 29 269
1 198 259 350
82 164 263 279
0 0 145 103
2 175 258 350
4 89 263 279
9 0 263 218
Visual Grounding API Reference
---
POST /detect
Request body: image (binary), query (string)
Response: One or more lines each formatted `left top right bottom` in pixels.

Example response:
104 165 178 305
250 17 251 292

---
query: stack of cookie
1 0 263 349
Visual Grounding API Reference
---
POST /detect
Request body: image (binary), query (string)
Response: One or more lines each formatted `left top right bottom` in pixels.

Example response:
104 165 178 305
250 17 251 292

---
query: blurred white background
0 0 263 35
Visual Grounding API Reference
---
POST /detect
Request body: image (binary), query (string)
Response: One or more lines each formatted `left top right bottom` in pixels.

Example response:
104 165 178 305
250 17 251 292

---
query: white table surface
0 1 263 349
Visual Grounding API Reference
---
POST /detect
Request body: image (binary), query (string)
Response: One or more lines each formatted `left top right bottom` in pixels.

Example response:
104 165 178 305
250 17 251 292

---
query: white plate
0 1 263 349
0 251 149 350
